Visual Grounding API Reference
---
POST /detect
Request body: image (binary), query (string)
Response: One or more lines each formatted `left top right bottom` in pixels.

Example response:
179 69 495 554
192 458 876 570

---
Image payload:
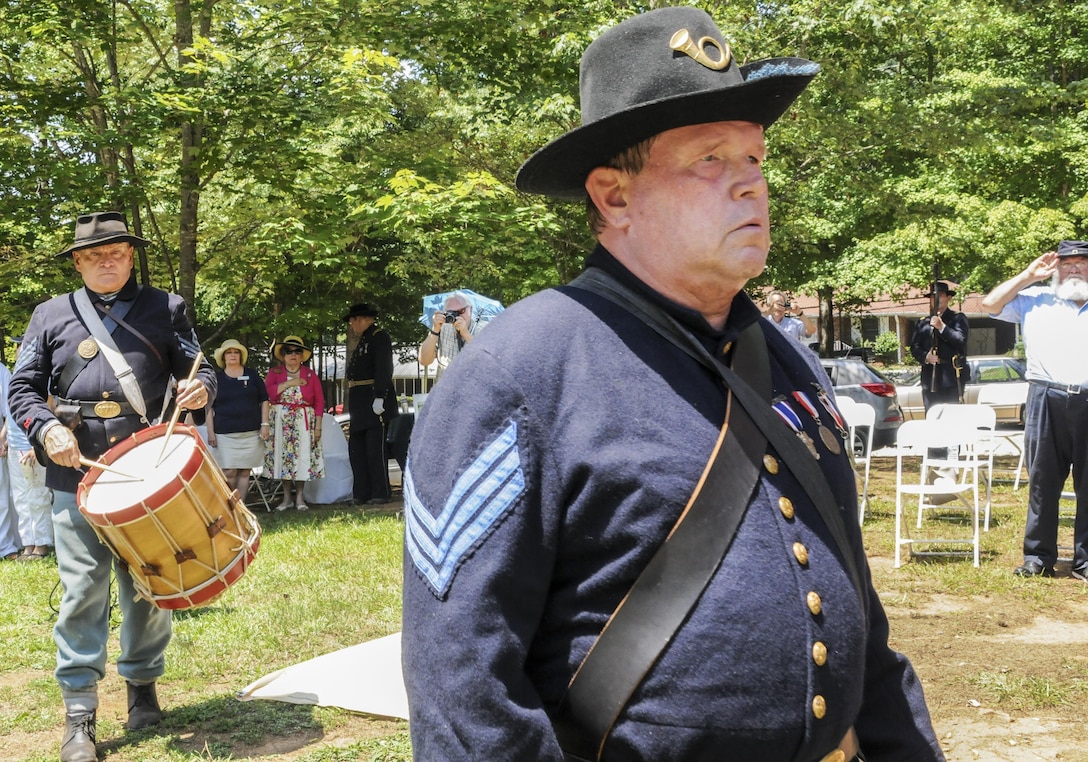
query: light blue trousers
52 491 172 700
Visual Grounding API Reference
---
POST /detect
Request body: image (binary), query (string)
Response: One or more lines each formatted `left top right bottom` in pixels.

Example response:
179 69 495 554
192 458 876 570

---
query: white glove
372 398 385 415
42 422 80 467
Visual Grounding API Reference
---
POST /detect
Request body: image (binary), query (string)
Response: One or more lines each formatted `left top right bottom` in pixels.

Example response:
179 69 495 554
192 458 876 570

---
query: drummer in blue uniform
8 211 215 762
401 7 944 762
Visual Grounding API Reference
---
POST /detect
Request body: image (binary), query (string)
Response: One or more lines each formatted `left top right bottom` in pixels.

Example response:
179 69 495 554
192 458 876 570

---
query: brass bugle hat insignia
670 29 732 71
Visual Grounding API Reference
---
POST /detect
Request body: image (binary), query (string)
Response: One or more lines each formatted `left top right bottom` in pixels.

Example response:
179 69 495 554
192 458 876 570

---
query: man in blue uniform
343 302 397 505
8 211 215 762
401 7 943 761
982 241 1088 580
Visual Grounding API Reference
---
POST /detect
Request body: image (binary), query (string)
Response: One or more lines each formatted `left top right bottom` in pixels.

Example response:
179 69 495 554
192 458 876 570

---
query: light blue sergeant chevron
405 420 527 598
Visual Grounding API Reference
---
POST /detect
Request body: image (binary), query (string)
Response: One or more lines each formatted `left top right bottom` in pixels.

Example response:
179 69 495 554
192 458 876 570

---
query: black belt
55 396 138 419
1030 379 1088 396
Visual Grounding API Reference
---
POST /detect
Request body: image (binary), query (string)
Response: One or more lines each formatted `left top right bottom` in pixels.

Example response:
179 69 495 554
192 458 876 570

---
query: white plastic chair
925 403 996 531
976 385 1027 490
893 419 981 568
838 397 875 525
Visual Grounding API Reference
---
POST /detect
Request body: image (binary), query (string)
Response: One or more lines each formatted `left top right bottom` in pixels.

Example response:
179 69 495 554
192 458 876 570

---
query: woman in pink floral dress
264 335 325 510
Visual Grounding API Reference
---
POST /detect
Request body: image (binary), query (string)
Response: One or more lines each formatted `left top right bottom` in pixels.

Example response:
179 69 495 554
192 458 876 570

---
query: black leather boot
125 681 162 730
60 710 96 762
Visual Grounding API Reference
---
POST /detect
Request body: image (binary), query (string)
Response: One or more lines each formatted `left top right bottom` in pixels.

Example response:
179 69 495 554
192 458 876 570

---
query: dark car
820 358 904 449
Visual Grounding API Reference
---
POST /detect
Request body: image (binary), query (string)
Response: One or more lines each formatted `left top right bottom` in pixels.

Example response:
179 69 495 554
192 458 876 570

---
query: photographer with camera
419 292 488 383
764 290 816 343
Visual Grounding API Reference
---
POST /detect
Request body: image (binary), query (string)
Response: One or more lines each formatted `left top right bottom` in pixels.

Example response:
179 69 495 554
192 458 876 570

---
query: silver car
820 358 904 450
895 355 1028 426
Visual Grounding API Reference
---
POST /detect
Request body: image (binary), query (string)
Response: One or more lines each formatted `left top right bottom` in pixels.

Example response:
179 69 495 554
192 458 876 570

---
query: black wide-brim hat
515 6 820 200
343 302 379 320
1057 240 1088 258
57 211 150 258
923 280 957 298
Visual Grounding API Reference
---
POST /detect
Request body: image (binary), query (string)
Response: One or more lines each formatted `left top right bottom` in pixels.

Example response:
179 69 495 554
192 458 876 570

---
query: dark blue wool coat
402 248 943 762
9 275 215 494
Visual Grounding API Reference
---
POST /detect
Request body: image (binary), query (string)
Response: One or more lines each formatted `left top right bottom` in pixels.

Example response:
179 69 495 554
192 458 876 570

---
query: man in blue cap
402 7 943 761
983 240 1088 580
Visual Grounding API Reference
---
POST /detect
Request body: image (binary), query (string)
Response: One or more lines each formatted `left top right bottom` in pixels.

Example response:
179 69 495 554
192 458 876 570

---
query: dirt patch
873 563 1088 759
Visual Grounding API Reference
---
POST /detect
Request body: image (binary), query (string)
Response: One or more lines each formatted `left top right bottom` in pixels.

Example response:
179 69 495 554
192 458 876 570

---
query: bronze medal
819 424 842 455
78 338 98 359
797 430 820 460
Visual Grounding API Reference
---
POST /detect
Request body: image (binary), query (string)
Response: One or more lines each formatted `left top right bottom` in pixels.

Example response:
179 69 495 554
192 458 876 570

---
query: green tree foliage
1 0 1086 363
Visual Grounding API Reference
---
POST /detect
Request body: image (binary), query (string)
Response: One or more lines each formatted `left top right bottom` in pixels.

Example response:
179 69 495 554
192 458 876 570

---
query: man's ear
586 166 631 231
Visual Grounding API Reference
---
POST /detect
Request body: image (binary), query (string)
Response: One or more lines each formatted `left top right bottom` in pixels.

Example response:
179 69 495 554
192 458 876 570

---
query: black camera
444 311 459 322
784 300 793 309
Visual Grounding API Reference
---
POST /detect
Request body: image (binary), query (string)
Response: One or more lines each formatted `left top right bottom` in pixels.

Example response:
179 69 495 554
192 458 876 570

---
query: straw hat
272 335 312 363
213 339 249 368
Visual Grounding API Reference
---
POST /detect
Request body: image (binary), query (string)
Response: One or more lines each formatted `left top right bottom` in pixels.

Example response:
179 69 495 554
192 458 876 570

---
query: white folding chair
976 385 1027 490
926 403 996 531
247 466 281 512
894 419 981 568
838 397 875 525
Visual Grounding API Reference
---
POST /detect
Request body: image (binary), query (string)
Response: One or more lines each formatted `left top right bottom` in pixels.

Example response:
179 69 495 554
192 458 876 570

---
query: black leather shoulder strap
554 274 768 761
570 268 863 606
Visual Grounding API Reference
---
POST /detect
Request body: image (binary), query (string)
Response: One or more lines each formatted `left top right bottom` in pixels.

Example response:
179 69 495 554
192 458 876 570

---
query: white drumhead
82 433 200 515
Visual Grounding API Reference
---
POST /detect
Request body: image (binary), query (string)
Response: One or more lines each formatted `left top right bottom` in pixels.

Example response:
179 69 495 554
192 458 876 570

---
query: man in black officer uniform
909 280 969 412
9 211 214 762
343 303 397 505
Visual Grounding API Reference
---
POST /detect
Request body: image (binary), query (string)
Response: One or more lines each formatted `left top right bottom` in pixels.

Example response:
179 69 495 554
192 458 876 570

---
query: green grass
0 503 411 761
3 452 1086 759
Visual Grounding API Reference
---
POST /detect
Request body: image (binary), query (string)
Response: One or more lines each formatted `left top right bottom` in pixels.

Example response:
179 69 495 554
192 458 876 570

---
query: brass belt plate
94 400 122 418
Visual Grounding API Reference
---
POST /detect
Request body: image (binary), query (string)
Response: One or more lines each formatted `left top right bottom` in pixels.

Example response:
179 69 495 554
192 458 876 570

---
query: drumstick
79 457 142 480
157 352 205 464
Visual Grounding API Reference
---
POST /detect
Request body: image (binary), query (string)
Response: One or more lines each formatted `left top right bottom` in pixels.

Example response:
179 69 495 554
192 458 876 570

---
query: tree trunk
174 0 204 322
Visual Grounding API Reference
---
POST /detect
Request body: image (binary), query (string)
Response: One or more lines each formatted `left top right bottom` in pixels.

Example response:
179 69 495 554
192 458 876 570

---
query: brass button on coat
778 496 794 519
812 694 827 719
820 750 845 762
807 591 822 615
792 542 809 566
812 641 828 666
763 454 779 474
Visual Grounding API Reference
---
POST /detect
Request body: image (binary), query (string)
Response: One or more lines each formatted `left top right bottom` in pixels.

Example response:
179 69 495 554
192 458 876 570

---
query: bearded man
982 240 1088 580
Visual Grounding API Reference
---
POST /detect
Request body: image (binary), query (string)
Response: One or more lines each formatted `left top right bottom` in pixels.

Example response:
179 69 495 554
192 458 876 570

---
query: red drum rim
77 423 206 525
144 533 261 610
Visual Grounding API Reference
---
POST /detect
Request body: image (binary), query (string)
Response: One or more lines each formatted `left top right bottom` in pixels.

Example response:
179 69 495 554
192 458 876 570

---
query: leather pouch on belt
54 404 85 431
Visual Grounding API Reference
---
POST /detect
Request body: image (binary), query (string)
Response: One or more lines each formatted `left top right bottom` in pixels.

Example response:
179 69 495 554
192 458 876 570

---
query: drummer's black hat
58 211 150 258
